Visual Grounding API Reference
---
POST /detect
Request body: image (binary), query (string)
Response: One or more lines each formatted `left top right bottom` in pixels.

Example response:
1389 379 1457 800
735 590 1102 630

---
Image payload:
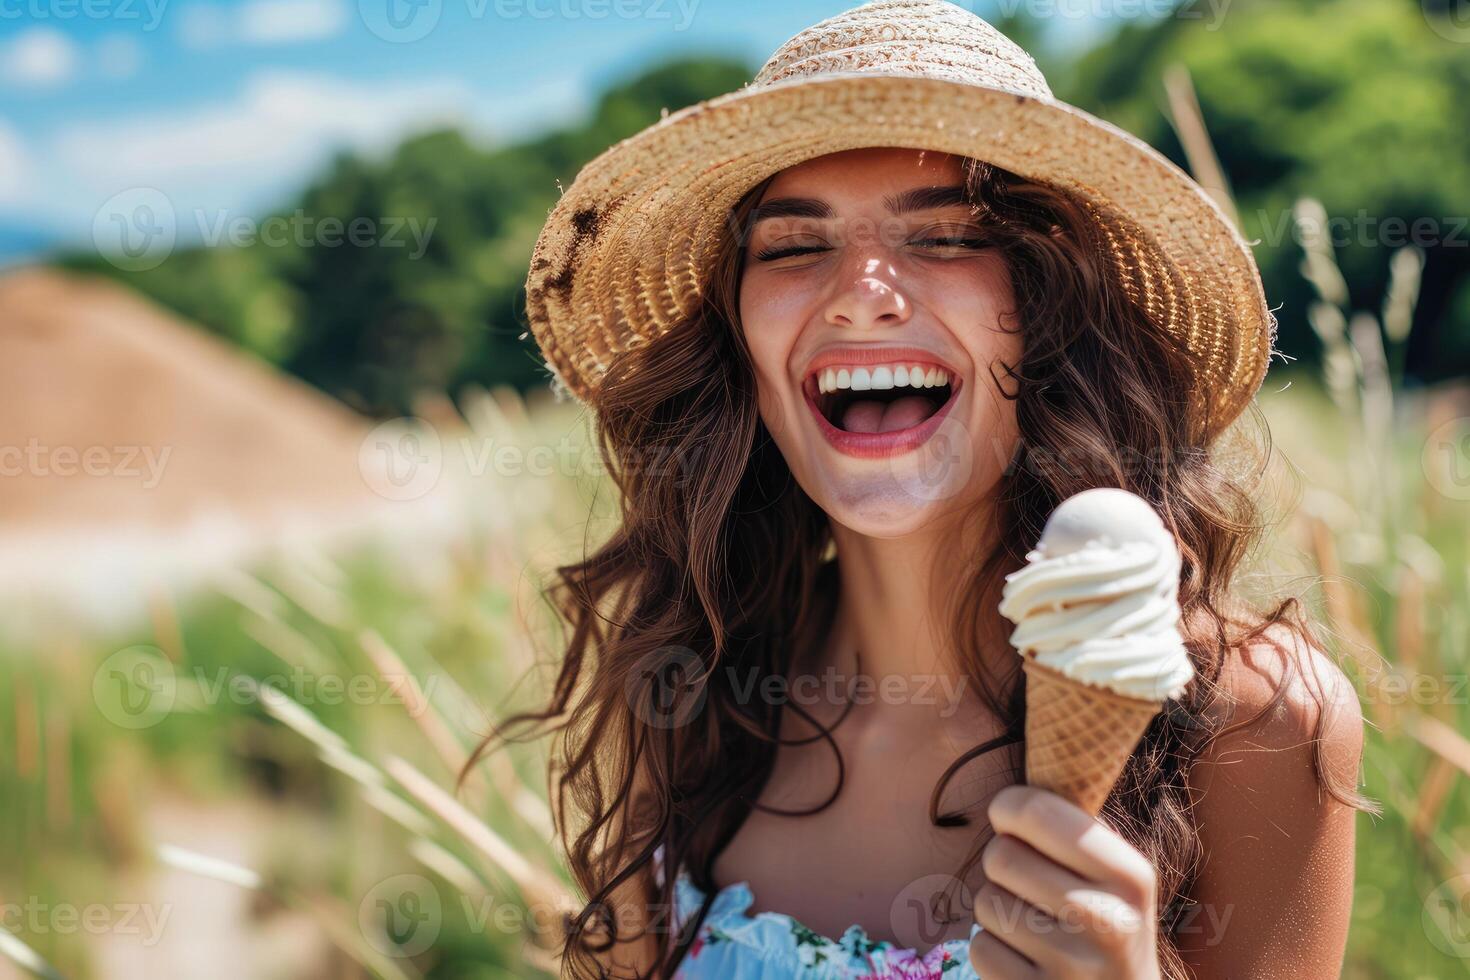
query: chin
801 448 989 538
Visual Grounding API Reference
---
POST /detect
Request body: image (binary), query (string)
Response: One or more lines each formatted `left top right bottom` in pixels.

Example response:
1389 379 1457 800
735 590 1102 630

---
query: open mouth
799 356 964 459
804 366 958 435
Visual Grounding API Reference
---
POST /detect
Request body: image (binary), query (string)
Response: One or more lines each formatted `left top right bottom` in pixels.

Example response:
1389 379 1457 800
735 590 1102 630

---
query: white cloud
177 5 229 48
2 27 80 89
0 122 31 206
239 0 347 42
95 35 144 80
52 71 481 222
179 0 347 48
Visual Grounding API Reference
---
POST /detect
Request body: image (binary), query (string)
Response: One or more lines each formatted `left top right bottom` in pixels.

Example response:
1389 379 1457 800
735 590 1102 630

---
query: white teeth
811 362 954 393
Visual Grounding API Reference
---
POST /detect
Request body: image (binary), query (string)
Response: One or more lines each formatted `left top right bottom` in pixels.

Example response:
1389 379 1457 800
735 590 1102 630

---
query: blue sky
0 0 1126 259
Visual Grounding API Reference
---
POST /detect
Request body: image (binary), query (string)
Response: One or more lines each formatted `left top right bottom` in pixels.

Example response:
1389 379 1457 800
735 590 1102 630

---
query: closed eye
751 228 990 262
912 236 988 249
753 243 831 261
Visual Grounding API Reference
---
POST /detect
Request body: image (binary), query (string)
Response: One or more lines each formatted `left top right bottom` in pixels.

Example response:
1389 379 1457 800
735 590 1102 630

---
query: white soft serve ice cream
999 488 1194 701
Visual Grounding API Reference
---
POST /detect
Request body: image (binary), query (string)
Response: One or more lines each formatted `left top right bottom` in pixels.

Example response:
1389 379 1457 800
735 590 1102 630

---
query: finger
981 832 1143 938
968 927 1037 980
970 881 1073 969
988 785 1155 902
981 833 1095 919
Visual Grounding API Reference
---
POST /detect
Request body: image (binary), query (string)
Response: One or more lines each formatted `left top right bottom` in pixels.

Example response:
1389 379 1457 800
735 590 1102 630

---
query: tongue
840 395 939 434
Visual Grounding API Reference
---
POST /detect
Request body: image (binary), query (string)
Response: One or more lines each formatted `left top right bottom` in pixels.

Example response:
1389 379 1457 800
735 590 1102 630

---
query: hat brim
525 73 1273 440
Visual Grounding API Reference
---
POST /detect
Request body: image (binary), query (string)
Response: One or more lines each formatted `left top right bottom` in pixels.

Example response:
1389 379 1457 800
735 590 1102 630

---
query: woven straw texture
524 0 1274 440
1022 658 1161 816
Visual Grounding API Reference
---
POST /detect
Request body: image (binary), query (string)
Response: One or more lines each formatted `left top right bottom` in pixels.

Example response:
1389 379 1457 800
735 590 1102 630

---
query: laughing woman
485 1 1374 977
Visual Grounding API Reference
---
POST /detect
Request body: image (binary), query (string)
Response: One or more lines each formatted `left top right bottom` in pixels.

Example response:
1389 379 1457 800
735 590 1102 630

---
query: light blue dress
668 864 984 978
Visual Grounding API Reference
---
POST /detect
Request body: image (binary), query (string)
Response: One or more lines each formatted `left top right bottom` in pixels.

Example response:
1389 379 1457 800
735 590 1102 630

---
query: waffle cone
1022 659 1162 816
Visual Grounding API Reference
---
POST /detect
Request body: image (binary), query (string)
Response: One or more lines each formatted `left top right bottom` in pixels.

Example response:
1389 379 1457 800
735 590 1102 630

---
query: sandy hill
0 267 469 620
0 267 382 530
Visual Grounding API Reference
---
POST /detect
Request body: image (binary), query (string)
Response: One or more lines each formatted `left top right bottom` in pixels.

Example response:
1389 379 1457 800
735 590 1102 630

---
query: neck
816 501 1012 731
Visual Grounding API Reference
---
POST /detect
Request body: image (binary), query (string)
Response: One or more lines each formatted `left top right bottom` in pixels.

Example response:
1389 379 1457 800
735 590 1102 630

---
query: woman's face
738 147 1023 537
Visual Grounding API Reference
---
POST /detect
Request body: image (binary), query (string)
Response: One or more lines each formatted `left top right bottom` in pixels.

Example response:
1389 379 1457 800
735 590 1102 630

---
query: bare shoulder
1176 621 1365 976
1197 620 1365 785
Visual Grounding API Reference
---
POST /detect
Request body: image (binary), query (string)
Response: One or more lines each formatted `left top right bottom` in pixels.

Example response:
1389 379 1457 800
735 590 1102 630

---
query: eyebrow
746 184 972 225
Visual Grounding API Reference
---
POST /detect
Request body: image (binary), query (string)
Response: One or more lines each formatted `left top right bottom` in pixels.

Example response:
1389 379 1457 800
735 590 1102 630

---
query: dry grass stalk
1407 715 1470 778
1161 63 1240 232
359 629 478 786
146 582 186 664
44 703 70 827
1411 755 1457 843
385 755 574 939
1392 564 1425 678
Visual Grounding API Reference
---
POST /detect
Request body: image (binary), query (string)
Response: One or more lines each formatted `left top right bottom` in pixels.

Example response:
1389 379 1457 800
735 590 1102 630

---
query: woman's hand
968 785 1162 980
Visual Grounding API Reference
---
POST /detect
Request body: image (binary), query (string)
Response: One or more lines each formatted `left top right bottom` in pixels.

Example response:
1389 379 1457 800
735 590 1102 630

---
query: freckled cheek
937 268 1021 380
739 275 812 401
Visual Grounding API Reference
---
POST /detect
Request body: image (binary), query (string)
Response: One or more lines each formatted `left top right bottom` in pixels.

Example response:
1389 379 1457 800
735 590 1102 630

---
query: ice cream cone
1021 658 1162 816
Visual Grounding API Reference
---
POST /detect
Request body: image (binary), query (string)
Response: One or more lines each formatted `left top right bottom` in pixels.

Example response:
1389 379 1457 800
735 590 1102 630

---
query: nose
822 255 912 331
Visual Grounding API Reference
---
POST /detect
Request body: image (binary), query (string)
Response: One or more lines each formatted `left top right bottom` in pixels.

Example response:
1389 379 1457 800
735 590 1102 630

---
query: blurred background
1 0 1468 976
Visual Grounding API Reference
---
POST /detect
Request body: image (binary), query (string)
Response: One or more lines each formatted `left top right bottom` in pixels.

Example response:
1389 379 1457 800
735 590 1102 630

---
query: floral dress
668 867 983 979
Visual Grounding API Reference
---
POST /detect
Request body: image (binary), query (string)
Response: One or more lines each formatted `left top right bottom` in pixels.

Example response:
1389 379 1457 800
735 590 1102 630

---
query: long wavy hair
471 155 1374 979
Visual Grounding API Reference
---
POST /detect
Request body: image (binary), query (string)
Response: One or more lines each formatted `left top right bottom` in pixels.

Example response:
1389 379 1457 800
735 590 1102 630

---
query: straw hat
523 0 1275 440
